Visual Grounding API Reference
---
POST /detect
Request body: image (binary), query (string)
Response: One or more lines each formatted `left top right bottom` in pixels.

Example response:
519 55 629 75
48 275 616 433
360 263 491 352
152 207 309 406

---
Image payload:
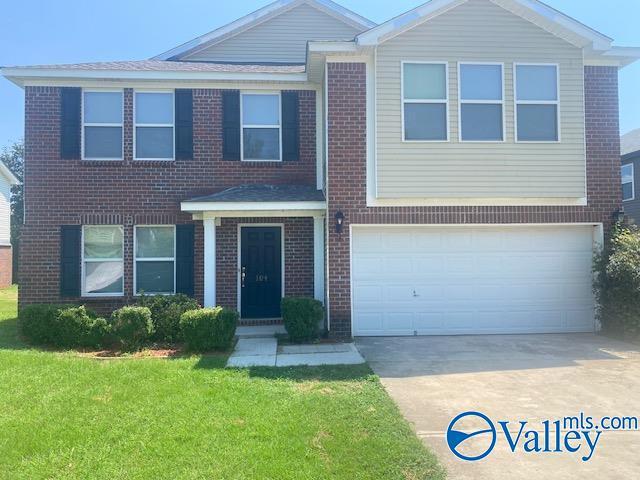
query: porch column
313 215 325 304
203 218 216 307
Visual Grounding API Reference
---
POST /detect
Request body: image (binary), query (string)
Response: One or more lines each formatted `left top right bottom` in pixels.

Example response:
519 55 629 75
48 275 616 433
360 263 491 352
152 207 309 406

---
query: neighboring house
621 128 640 223
0 161 19 287
2 0 639 337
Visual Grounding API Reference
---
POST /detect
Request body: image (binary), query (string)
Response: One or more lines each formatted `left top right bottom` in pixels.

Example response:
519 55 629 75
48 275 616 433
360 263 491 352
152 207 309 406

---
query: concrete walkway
226 337 365 368
357 334 640 480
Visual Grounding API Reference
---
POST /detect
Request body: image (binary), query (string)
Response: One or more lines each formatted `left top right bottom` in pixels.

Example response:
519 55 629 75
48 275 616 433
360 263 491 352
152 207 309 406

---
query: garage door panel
352 226 596 336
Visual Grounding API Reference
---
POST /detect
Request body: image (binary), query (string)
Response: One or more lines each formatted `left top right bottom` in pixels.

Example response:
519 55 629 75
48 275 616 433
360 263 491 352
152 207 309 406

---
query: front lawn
0 286 444 480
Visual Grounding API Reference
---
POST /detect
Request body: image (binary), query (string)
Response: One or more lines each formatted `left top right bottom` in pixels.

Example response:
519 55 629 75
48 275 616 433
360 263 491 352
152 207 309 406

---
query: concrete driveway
356 334 640 480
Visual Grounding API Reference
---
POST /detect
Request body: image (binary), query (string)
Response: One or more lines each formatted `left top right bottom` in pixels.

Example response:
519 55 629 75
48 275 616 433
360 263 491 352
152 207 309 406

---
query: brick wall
0 246 11 287
215 217 315 318
20 87 317 312
326 62 622 338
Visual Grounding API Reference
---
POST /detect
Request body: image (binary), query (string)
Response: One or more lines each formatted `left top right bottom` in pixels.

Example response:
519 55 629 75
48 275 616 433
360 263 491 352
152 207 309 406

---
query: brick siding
20 87 316 313
326 62 622 338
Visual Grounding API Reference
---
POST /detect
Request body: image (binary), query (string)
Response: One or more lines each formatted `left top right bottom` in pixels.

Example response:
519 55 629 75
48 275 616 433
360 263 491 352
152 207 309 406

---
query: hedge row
18 296 238 352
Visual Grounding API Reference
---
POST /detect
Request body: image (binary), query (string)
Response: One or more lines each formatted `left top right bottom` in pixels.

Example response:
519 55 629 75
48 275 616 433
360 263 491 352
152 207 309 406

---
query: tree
1 140 24 282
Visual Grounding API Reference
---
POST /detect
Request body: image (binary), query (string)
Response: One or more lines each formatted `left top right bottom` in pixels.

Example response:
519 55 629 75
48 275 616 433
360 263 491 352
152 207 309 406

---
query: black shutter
281 91 300 161
60 225 81 297
222 90 241 160
60 88 81 159
175 89 193 160
175 224 195 297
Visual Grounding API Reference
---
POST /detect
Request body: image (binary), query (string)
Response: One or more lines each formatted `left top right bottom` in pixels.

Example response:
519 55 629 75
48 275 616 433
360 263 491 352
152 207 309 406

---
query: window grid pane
135 226 176 295
135 92 174 124
83 226 124 296
83 91 123 159
242 94 280 125
461 104 503 141
403 63 447 101
622 165 634 201
460 64 502 101
404 104 447 141
517 104 558 142
516 65 558 101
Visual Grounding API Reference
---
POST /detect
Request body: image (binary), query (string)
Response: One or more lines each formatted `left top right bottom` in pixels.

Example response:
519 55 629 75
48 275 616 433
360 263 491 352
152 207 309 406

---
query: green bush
111 306 154 351
56 306 110 349
281 297 324 343
594 223 640 338
18 304 109 349
180 308 238 352
137 294 201 343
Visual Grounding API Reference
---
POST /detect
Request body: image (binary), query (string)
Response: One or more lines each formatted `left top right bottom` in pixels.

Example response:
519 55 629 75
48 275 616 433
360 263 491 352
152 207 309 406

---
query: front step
236 324 286 338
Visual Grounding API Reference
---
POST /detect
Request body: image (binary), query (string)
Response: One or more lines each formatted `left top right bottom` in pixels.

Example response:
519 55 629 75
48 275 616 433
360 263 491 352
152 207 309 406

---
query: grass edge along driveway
0 286 445 480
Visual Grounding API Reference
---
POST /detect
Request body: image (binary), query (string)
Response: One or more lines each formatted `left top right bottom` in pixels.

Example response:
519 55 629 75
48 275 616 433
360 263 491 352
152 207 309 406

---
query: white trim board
182 201 326 213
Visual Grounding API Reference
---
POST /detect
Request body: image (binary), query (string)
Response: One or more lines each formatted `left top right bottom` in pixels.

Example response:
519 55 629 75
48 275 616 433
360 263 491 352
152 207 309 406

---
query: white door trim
237 223 285 318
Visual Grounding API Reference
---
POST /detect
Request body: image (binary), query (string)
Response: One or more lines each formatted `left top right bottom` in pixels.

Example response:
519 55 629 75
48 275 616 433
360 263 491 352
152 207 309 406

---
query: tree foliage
1 140 24 281
594 222 640 338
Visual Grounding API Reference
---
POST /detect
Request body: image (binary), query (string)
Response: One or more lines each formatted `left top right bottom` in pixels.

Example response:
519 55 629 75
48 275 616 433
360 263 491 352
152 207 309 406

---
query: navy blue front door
240 227 282 319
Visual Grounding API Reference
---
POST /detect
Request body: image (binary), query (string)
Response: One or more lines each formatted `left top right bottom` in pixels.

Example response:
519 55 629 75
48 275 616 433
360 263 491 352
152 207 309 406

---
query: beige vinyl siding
185 3 361 64
376 0 586 199
0 177 10 245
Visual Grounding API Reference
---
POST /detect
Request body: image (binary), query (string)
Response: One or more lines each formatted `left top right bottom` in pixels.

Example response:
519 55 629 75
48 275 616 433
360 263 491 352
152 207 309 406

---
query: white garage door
351 225 597 336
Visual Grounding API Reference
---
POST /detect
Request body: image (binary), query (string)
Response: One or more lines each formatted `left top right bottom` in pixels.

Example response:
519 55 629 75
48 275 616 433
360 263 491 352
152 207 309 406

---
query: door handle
241 266 246 288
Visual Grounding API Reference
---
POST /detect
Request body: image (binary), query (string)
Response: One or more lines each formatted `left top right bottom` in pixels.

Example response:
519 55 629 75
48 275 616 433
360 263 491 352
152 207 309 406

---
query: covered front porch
182 185 326 324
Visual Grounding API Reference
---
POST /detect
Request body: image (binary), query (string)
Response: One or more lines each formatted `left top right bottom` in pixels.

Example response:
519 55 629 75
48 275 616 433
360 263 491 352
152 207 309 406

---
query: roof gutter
1 67 308 88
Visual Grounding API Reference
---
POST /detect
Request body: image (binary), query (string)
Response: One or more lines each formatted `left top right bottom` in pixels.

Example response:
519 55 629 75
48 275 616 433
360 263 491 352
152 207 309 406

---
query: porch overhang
181 184 327 219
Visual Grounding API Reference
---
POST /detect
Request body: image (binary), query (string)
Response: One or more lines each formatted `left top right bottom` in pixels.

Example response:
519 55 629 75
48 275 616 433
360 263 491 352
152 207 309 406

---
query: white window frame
81 89 124 161
401 61 450 143
81 225 124 298
458 62 505 143
134 225 177 296
622 163 635 202
514 63 561 143
133 89 175 161
240 91 282 162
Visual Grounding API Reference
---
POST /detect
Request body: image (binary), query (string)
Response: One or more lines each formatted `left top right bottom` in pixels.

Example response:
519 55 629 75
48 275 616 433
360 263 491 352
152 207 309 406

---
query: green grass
0 286 444 480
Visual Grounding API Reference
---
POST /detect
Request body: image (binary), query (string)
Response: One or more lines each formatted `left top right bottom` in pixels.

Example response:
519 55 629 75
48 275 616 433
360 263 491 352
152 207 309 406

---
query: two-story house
621 128 640 223
3 0 639 337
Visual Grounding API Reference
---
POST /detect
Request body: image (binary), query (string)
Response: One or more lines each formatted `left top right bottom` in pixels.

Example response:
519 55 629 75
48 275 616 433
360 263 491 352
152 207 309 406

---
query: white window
622 163 635 202
135 91 175 160
402 62 448 141
515 64 559 142
241 93 281 161
135 226 176 295
82 226 124 296
82 90 123 160
459 63 504 142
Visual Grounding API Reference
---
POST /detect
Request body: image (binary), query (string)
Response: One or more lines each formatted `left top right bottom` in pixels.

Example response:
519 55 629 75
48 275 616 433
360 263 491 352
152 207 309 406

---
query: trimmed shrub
137 294 201 343
56 306 110 349
594 223 640 338
180 308 238 352
111 306 154 351
281 297 324 343
18 304 109 349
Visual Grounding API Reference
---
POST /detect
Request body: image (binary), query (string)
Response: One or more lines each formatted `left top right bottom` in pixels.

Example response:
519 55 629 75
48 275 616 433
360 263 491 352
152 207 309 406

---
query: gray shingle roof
8 60 306 74
185 184 325 203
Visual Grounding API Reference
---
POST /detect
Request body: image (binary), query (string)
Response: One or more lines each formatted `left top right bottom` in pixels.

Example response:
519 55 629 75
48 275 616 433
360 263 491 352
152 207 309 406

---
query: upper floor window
135 91 175 160
402 62 448 141
82 226 124 296
459 63 504 142
515 64 559 142
622 163 635 202
135 226 176 295
83 90 123 160
241 93 281 161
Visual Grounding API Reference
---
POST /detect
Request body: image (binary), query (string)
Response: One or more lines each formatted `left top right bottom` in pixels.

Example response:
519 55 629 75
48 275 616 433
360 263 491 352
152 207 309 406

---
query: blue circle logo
447 411 497 461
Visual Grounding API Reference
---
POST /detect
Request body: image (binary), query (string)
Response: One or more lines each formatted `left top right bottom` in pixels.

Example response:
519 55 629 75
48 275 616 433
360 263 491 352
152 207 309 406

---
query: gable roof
356 0 613 51
0 161 19 186
154 0 375 61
